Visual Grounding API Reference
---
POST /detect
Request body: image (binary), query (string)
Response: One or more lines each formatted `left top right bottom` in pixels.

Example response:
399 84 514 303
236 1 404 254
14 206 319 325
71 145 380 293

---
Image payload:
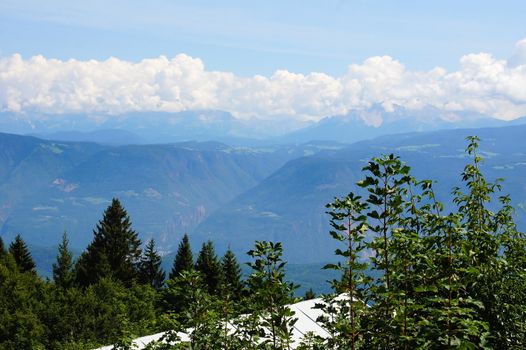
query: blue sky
1 1 526 121
1 0 525 75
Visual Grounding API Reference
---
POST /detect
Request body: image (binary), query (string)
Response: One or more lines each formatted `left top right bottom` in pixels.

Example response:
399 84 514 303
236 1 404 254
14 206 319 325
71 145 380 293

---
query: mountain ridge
0 132 340 251
2 107 525 146
193 123 526 262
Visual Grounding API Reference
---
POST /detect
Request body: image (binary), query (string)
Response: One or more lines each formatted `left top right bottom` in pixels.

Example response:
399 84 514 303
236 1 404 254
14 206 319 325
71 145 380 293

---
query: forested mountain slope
0 133 335 250
194 124 526 262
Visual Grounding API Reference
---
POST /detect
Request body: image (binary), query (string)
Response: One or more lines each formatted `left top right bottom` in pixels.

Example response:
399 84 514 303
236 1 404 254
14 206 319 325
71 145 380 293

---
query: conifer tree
75 198 141 286
138 238 165 290
8 234 35 273
195 240 224 295
169 233 194 280
222 248 244 300
0 236 5 257
53 232 75 289
303 288 316 300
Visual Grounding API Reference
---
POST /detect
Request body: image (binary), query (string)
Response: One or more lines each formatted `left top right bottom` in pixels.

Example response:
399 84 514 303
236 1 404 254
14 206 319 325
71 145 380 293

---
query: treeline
1 137 526 349
0 197 259 349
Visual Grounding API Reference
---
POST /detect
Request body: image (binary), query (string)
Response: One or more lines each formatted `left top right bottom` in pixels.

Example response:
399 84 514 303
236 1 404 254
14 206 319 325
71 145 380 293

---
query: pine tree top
9 234 36 273
53 232 74 289
75 198 142 286
195 240 224 294
139 238 165 289
222 248 241 278
170 234 194 280
92 198 138 247
222 248 243 300
0 236 5 256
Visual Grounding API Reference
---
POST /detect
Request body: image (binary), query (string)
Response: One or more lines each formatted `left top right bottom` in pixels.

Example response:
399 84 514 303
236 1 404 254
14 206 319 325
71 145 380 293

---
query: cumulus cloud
1 38 526 121
509 38 526 68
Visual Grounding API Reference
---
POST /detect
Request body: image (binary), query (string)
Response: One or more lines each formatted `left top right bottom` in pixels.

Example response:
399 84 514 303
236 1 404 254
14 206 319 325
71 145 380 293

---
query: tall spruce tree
75 198 141 286
222 248 244 300
0 236 5 257
52 232 75 289
162 234 195 315
195 240 224 295
8 234 36 273
169 233 194 280
138 238 165 290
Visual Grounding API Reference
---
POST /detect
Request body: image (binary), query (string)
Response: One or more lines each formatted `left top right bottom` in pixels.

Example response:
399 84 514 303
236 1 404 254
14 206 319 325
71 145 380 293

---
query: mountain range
1 109 526 272
2 106 523 146
194 124 526 262
0 132 341 252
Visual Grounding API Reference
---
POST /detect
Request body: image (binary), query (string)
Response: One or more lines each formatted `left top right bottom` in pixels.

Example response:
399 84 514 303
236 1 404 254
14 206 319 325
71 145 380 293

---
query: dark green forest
1 137 525 349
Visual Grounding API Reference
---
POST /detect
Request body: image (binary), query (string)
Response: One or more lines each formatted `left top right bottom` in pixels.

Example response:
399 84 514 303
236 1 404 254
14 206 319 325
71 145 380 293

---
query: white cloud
2 38 526 121
509 38 526 67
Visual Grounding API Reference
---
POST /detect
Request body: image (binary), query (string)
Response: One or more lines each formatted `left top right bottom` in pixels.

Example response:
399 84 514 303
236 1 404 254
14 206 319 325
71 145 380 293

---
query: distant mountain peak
278 105 511 144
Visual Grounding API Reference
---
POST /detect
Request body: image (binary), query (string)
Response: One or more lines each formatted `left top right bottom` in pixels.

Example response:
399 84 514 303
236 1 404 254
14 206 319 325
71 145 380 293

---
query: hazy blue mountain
3 121 526 268
277 105 519 144
4 107 523 147
0 110 310 146
31 129 145 145
0 132 105 220
4 123 526 291
0 132 341 251
0 112 103 135
193 124 526 263
98 111 307 144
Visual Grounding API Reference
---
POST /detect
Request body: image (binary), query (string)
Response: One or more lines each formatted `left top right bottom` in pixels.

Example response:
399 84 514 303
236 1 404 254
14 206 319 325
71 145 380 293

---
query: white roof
96 295 344 349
